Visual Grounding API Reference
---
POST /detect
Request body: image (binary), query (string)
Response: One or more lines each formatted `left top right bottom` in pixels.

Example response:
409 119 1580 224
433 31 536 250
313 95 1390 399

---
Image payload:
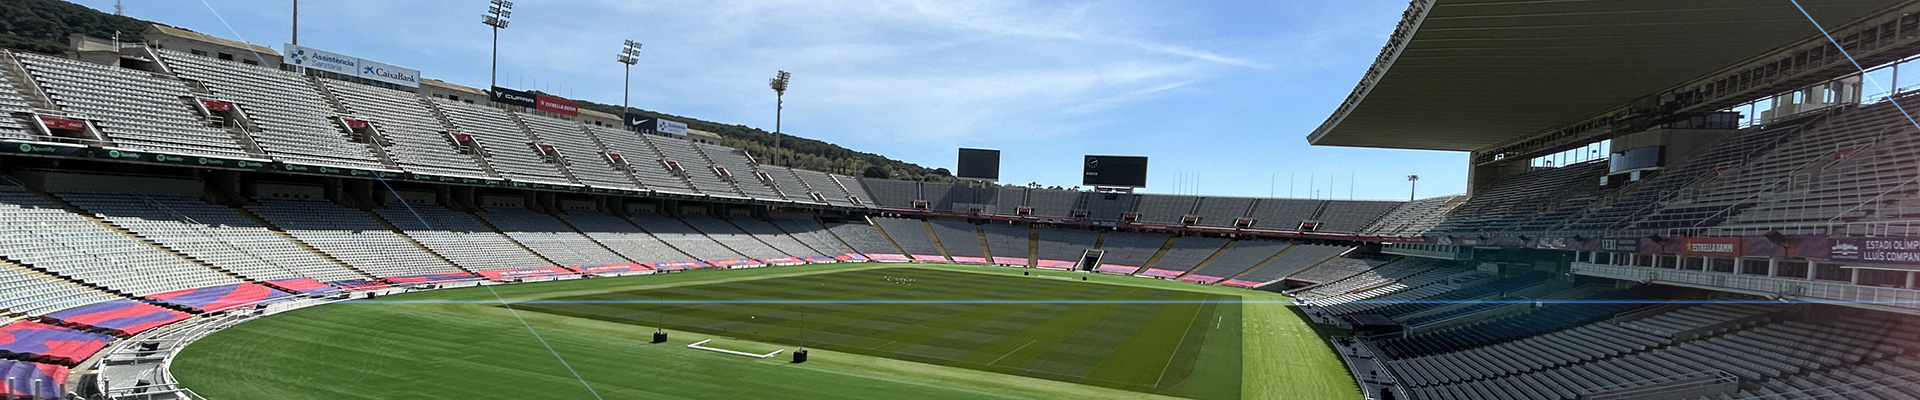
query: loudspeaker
651 331 668 343
1764 230 1790 247
792 349 808 363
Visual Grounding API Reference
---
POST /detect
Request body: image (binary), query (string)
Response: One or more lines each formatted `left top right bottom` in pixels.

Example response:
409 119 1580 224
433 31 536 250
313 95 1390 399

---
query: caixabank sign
283 44 420 88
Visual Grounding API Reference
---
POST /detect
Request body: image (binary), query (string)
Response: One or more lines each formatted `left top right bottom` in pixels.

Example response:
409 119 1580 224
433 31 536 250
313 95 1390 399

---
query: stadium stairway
811 217 880 258
917 219 956 262
862 216 917 258
972 224 992 262
462 209 571 267
733 218 826 258
1169 240 1236 281
1129 236 1182 277
503 112 586 186
356 206 484 277
0 52 58 113
1220 243 1303 284
610 212 706 263
23 187 315 297
414 97 504 179
224 203 388 285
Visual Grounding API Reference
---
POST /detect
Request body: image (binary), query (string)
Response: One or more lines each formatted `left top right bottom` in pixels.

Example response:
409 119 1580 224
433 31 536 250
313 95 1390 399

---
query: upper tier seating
861 178 918 209
1079 192 1137 222
430 99 572 185
1192 197 1254 228
1363 196 1464 236
515 112 633 189
1247 198 1321 230
790 168 859 207
14 53 252 159
643 135 742 196
587 126 696 193
0 185 238 296
1134 195 1198 224
155 50 381 169
695 143 783 200
1315 200 1399 233
246 199 468 279
758 165 826 205
322 80 489 178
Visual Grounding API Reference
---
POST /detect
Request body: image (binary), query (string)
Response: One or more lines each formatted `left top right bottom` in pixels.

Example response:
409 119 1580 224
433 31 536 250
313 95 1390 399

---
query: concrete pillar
1851 268 1861 285
1806 260 1817 281
1906 271 1915 290
1767 258 1778 278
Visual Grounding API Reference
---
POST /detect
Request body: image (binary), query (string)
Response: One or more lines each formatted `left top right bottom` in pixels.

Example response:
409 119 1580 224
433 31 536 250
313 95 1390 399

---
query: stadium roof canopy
1308 0 1909 152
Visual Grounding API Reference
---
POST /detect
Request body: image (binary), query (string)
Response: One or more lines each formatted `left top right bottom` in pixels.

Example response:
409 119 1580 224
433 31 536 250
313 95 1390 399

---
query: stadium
0 0 1911 399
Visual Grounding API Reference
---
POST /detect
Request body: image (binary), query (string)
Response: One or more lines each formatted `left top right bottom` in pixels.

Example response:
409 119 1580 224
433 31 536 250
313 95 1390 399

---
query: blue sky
80 0 1467 200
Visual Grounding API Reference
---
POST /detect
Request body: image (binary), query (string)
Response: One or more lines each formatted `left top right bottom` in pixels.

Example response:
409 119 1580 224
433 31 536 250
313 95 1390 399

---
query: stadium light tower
770 70 791 167
481 0 513 89
617 40 642 112
1407 175 1420 202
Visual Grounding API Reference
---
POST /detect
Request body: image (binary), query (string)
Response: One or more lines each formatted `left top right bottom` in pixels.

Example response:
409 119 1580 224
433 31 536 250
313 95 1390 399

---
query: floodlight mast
482 0 513 89
770 71 790 167
618 40 642 113
1408 175 1420 202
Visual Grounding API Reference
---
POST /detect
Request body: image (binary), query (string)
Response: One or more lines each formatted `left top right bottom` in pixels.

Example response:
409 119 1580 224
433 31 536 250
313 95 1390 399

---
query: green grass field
170 263 1360 399
517 268 1239 397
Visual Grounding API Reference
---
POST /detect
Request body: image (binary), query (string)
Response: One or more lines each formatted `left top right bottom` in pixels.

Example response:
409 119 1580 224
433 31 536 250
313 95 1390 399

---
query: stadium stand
771 217 859 258
926 220 985 259
871 217 942 260
757 165 825 205
1033 227 1100 267
1179 240 1290 283
1138 236 1227 278
625 212 748 265
980 223 1032 266
320 80 490 178
1231 244 1351 285
832 175 877 206
647 135 743 197
1079 192 1137 222
1094 232 1168 274
555 211 697 269
429 99 573 185
861 178 917 209
246 198 472 280
1314 200 1399 233
790 168 859 206
154 49 384 169
1133 195 1198 224
1025 188 1079 218
729 217 822 260
993 186 1026 214
0 57 37 140
694 143 783 200
12 52 255 159
1246 198 1321 231
825 219 901 256
1191 197 1254 228
581 126 684 193
58 191 366 285
1362 195 1463 236
0 184 240 296
676 214 785 263
473 206 627 267
373 201 554 273
515 112 636 189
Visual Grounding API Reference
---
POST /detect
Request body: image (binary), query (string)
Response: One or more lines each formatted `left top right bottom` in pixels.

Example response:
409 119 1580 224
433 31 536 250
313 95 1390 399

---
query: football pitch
517 268 1240 396
170 263 1360 399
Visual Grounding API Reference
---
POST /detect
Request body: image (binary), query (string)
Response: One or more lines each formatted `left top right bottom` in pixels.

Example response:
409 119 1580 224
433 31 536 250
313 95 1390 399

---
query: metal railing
1571 262 1920 314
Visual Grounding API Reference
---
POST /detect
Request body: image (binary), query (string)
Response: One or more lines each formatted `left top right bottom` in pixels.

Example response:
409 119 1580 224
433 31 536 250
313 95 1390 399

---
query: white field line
987 339 1039 365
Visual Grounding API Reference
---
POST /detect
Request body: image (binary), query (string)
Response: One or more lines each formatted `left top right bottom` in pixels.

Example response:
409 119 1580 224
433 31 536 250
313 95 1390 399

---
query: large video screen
956 148 1000 180
1082 155 1148 187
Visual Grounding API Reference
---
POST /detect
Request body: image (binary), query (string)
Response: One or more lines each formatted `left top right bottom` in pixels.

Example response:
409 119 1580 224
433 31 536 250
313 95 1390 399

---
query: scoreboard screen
956 148 1001 180
1082 155 1148 187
